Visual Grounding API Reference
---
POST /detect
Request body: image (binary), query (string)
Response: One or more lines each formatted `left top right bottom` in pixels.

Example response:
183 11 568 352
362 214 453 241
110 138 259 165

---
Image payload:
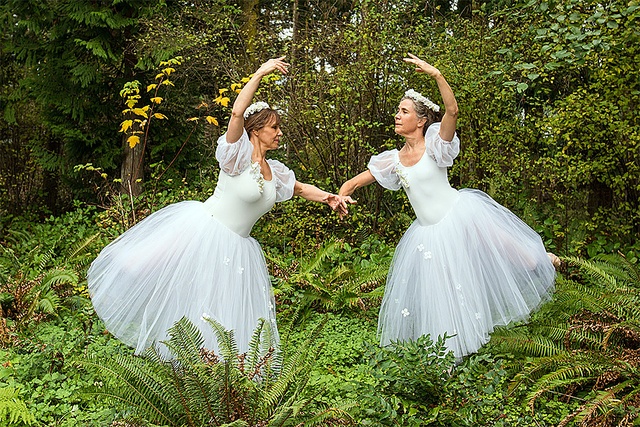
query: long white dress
370 123 555 359
87 130 295 358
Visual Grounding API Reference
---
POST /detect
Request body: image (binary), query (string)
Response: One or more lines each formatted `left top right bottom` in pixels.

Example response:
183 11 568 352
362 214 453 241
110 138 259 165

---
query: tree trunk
120 131 144 197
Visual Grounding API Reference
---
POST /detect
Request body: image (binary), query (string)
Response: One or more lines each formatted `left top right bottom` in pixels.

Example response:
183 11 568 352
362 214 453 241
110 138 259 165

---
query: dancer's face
394 99 424 137
254 117 283 150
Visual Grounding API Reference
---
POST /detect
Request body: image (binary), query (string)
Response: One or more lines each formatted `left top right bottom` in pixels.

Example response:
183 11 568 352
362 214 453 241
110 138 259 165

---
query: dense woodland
1 0 639 426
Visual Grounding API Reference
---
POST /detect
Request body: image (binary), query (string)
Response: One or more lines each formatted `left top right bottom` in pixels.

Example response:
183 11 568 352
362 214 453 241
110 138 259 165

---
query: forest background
0 0 639 426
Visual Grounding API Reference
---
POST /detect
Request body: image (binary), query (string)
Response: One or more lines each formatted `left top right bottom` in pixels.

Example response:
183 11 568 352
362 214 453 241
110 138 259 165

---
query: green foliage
0 387 36 426
81 317 353 426
268 237 391 318
1 312 127 426
490 253 640 426
433 354 570 426
350 334 456 425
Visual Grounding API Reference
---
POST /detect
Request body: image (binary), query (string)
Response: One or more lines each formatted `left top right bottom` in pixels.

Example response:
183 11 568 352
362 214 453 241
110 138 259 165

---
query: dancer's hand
403 53 441 78
326 194 356 218
255 56 290 78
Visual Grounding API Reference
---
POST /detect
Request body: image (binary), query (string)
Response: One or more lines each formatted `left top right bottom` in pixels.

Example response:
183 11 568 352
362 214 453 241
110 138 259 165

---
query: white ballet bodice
203 163 276 237
396 152 459 226
367 122 461 226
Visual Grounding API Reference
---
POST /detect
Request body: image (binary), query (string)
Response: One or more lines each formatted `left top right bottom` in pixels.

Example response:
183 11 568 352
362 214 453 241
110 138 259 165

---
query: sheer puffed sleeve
268 159 296 202
368 149 402 191
425 122 460 168
215 129 254 176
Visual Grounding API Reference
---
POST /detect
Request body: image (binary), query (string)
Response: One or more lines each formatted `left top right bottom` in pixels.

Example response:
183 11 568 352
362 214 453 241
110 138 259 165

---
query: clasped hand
326 194 356 218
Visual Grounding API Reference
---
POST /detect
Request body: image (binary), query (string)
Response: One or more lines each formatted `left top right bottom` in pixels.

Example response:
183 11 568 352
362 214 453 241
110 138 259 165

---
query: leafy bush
350 334 456 426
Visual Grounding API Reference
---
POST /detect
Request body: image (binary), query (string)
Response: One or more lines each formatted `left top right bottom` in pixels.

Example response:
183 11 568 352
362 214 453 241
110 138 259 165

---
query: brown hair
244 108 281 135
401 96 443 135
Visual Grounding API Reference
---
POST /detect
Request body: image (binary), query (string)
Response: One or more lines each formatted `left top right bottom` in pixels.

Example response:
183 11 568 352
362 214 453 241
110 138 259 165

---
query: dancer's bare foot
547 252 561 269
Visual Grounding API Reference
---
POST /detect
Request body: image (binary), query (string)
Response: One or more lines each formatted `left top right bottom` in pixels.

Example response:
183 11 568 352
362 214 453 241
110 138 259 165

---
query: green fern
80 316 351 426
1 230 101 336
493 253 640 426
0 387 36 426
269 239 389 316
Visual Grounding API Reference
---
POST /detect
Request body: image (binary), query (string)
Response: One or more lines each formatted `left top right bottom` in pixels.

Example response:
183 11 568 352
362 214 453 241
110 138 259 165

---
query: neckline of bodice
397 147 427 169
249 161 273 183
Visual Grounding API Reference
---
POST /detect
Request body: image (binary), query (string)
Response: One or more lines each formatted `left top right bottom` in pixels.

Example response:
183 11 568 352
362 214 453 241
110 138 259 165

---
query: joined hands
326 194 356 218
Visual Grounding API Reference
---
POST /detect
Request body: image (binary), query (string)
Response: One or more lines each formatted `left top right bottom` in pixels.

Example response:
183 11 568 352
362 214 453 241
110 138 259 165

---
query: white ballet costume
371 123 555 359
87 129 295 358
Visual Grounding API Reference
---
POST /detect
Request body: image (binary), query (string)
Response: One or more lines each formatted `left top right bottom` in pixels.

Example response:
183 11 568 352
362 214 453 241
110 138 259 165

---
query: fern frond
295 401 357 426
203 316 240 363
41 269 79 288
66 233 101 261
0 387 36 425
79 354 179 426
526 375 594 410
163 316 206 365
246 319 267 372
575 379 633 424
37 247 55 272
490 328 563 357
299 240 342 276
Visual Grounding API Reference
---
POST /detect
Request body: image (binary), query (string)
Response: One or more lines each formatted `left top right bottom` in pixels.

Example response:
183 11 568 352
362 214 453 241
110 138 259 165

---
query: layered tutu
378 189 555 358
87 201 278 358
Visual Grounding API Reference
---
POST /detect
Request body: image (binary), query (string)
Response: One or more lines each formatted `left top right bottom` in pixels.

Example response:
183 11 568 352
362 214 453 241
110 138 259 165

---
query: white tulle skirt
87 201 278 358
378 189 555 359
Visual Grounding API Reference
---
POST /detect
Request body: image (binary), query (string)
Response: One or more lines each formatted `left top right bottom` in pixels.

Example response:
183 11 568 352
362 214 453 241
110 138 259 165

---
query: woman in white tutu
88 57 350 358
339 54 558 359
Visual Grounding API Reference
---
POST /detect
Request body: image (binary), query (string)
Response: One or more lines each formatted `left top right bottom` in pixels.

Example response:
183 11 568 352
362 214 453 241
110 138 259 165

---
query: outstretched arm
294 181 355 217
226 57 290 143
404 53 458 142
338 170 377 198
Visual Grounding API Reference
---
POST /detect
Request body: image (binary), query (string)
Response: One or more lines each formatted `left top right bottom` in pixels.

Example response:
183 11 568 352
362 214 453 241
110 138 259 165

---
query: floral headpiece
404 89 440 113
243 102 270 119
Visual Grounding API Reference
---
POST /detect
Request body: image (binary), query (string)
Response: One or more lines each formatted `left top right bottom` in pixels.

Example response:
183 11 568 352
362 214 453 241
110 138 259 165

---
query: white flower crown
243 101 271 119
404 89 440 112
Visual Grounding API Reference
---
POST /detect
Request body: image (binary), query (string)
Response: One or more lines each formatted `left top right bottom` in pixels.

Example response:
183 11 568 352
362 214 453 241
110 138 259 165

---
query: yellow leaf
155 73 165 80
231 83 241 91
205 116 218 125
218 88 228 94
235 89 241 94
187 117 199 122
163 67 175 75
119 120 133 133
241 76 251 83
161 80 175 86
100 173 108 179
126 99 137 108
153 113 167 119
132 108 148 118
147 84 158 92
197 101 209 109
214 96 230 107
150 97 163 104
127 135 140 148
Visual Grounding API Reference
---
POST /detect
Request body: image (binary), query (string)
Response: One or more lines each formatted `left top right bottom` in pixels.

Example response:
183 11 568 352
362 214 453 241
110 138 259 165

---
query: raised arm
226 57 289 143
404 53 458 142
